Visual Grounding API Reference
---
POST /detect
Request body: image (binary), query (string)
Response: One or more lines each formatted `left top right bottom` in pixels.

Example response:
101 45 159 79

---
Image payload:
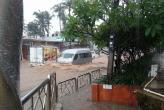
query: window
85 53 89 57
85 52 92 58
79 53 85 58
62 53 74 58
79 52 92 58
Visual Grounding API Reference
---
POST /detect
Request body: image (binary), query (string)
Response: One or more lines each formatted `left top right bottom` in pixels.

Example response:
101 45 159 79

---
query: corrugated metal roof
23 36 65 42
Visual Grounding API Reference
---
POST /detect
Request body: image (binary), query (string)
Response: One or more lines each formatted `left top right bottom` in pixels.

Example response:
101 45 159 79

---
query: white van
58 48 92 64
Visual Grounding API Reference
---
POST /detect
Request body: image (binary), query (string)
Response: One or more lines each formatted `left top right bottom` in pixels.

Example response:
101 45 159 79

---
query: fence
57 78 77 98
77 73 91 89
57 68 103 98
21 73 57 110
21 68 104 109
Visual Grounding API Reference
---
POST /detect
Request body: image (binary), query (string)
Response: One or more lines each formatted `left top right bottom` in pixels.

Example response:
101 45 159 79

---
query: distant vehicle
91 51 99 58
58 48 92 64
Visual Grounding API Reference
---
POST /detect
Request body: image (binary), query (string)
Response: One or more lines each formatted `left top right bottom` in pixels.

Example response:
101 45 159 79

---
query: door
30 47 43 64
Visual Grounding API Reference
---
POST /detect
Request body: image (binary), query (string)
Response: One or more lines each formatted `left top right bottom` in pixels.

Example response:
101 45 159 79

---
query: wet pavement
59 86 138 110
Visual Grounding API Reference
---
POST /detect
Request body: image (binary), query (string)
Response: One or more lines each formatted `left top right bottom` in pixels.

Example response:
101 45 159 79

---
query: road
20 54 108 96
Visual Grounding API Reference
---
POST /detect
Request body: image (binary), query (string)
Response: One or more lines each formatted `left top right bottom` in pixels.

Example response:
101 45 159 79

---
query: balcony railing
57 78 77 98
21 73 57 110
21 68 104 109
77 73 91 88
57 68 103 99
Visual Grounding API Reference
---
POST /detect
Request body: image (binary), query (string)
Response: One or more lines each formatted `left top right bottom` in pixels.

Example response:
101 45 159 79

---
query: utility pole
107 35 114 80
107 0 119 81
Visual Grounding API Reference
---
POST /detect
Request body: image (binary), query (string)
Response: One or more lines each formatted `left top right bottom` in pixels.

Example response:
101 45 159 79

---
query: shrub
96 54 153 85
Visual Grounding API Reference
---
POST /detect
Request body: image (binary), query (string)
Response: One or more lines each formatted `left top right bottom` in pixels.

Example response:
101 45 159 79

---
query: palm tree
33 11 52 37
33 11 45 36
52 3 67 31
0 0 23 109
44 11 53 37
62 0 73 16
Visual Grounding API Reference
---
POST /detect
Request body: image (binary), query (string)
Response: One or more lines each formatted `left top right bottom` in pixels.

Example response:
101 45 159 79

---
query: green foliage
62 16 79 41
52 0 73 29
52 3 67 27
63 0 164 48
94 75 109 84
27 21 41 36
62 0 164 83
113 54 153 85
63 0 101 45
93 23 109 47
142 0 164 38
96 54 153 85
33 11 52 36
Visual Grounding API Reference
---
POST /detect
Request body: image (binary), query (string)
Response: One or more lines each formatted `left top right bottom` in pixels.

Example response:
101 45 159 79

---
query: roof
23 36 65 42
63 48 91 54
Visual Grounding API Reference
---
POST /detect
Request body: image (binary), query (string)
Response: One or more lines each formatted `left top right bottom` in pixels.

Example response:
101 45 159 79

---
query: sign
103 84 112 89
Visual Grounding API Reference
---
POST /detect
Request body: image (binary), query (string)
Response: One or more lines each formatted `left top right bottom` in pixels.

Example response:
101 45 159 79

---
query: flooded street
20 54 108 96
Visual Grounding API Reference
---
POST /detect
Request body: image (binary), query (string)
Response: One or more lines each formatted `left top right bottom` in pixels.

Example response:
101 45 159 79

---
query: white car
58 48 92 64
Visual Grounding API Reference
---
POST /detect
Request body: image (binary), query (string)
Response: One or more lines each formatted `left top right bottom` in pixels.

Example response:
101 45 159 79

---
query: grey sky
24 0 62 33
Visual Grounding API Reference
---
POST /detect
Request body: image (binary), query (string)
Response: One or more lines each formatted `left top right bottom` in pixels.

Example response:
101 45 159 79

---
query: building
22 35 65 60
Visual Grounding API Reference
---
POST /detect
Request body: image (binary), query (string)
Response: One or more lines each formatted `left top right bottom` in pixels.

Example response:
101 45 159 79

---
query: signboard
103 84 112 89
30 47 43 64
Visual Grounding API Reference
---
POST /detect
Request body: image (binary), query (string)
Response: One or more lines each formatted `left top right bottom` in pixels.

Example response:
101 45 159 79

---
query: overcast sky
24 0 62 33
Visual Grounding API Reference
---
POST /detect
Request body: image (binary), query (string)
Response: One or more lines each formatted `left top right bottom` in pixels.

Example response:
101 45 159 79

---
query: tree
27 21 41 37
0 0 23 109
63 0 101 46
63 0 164 80
33 10 52 37
52 3 67 31
94 0 161 73
52 0 74 31
43 11 53 37
141 0 164 53
62 0 73 16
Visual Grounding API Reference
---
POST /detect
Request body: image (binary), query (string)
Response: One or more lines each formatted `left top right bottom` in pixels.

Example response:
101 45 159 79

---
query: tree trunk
0 0 23 109
59 19 62 32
